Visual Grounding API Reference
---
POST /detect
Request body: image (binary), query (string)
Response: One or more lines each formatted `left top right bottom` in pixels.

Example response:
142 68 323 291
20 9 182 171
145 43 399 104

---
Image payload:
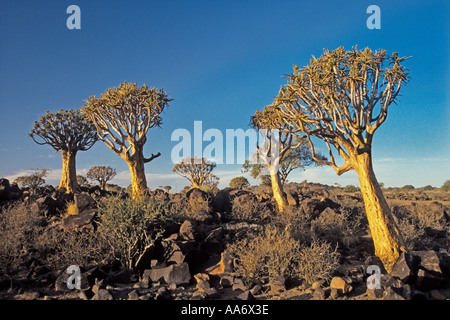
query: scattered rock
235 290 255 300
232 278 249 291
203 287 220 299
383 285 411 300
250 284 263 296
179 220 196 240
311 279 326 290
330 276 352 294
430 289 450 300
79 291 90 300
330 288 340 299
205 250 233 275
194 273 210 291
61 209 97 230
390 252 419 283
92 289 114 300
143 262 191 286
269 276 286 293
128 290 140 300
219 275 233 288
416 269 444 291
74 193 96 212
313 287 327 300
413 250 443 275
366 287 384 299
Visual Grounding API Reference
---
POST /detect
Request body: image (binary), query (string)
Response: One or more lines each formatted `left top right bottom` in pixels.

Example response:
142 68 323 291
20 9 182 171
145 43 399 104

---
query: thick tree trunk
270 168 287 213
59 150 78 193
355 153 405 273
127 149 148 200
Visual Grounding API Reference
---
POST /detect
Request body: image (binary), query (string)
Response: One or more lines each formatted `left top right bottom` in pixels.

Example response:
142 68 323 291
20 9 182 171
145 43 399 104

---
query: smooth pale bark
355 153 405 272
270 168 287 213
59 150 78 193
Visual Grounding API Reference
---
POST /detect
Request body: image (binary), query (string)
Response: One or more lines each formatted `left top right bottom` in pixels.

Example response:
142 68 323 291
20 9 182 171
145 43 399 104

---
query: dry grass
0 201 109 273
228 225 340 285
0 201 45 272
296 239 340 285
66 202 78 216
228 225 301 279
229 194 272 223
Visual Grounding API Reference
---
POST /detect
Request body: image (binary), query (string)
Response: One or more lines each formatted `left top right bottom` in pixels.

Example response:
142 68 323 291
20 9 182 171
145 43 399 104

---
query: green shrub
402 184 415 190
423 185 434 191
343 185 358 193
97 196 182 270
229 176 250 189
441 180 450 192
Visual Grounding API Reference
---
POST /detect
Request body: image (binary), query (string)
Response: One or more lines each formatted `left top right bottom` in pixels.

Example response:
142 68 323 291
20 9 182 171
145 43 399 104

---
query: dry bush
296 239 340 285
36 225 109 269
396 216 424 251
410 203 447 230
228 225 301 279
310 208 362 248
392 204 446 251
0 201 110 273
0 201 45 273
271 205 364 248
271 205 313 243
229 225 340 285
230 194 272 223
185 196 212 221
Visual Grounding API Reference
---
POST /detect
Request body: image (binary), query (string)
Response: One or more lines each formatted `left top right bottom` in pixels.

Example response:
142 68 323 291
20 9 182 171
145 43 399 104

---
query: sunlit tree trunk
126 147 148 200
59 150 78 193
355 153 405 272
269 167 287 213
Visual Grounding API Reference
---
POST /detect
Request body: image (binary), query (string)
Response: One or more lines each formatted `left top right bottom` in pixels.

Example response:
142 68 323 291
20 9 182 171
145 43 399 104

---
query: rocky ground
0 178 449 301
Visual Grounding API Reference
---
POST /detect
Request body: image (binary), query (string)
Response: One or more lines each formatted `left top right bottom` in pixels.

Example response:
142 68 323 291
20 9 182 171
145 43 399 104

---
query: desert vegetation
0 179 448 301
0 48 449 301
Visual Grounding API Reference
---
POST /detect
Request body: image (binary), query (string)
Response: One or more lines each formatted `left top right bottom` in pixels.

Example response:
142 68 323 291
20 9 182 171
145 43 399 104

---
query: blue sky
0 0 448 190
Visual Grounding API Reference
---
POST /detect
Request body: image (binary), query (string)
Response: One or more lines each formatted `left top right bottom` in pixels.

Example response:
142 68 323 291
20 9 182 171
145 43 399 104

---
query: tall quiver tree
265 47 410 272
29 109 98 193
82 82 171 200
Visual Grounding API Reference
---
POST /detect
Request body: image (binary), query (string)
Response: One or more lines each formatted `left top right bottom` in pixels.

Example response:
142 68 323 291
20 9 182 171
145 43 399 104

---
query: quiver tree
87 165 117 190
262 47 410 271
29 109 98 193
14 168 49 193
248 112 318 213
82 82 171 199
173 157 216 189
